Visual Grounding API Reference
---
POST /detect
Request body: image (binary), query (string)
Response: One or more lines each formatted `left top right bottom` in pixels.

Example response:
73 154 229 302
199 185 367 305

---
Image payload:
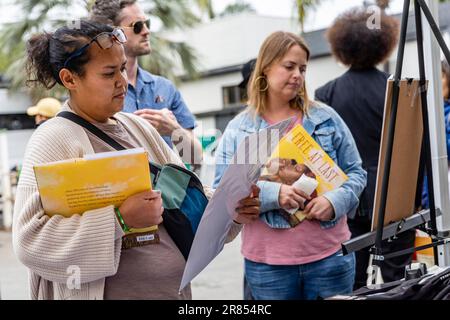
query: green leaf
0 0 202 101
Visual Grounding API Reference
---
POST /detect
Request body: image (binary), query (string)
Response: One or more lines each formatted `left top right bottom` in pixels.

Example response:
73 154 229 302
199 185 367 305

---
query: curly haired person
315 7 416 289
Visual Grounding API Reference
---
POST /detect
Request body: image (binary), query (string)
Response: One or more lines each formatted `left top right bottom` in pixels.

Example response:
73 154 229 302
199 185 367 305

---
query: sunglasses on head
124 19 151 34
63 28 127 68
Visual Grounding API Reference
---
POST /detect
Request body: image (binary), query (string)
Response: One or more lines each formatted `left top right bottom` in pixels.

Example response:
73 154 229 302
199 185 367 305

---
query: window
222 85 247 108
0 114 35 130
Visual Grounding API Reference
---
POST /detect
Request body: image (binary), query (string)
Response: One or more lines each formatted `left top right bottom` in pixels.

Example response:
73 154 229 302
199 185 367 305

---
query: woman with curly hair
314 7 414 289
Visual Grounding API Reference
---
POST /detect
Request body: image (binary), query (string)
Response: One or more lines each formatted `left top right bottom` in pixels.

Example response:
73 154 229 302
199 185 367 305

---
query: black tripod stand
368 0 450 284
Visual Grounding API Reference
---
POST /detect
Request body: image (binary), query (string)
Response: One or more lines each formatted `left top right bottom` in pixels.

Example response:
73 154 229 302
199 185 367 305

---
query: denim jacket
213 102 367 229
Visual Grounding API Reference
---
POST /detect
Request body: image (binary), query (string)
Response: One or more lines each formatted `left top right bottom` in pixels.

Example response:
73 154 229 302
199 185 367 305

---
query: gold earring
255 75 269 92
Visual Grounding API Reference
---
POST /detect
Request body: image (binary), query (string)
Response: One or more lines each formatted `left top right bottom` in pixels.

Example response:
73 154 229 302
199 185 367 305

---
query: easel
341 0 450 285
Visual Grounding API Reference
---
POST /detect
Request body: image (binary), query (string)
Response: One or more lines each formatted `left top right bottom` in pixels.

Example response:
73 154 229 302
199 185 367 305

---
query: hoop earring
255 75 269 92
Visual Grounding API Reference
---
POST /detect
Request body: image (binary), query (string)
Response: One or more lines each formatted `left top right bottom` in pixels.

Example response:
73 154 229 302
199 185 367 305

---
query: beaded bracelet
114 207 130 232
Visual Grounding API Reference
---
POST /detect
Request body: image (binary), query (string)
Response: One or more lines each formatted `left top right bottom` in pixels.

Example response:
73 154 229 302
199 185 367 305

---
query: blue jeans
244 251 355 300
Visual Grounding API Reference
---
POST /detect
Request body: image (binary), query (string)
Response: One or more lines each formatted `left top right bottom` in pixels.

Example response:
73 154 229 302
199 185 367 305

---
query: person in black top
315 7 414 290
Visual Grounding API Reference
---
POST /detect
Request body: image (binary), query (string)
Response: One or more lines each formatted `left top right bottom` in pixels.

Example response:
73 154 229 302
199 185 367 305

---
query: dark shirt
315 67 390 217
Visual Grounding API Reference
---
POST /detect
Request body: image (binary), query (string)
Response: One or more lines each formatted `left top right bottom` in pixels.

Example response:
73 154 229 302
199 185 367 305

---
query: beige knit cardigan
12 110 240 300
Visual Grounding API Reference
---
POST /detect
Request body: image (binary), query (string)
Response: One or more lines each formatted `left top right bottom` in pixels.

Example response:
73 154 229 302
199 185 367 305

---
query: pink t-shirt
241 217 350 265
242 114 351 265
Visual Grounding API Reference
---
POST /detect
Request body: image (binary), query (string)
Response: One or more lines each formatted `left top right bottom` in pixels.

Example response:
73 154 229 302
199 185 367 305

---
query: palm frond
295 0 322 33
194 0 215 19
218 1 256 18
140 33 199 84
149 0 200 30
0 0 202 101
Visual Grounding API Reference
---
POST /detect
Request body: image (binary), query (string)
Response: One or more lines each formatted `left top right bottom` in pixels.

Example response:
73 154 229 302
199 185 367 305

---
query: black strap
58 111 126 151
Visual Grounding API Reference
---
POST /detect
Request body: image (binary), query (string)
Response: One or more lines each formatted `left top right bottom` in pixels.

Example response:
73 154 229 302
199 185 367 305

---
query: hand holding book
303 196 335 222
118 190 164 229
287 174 319 214
259 124 348 228
278 184 311 211
33 148 161 238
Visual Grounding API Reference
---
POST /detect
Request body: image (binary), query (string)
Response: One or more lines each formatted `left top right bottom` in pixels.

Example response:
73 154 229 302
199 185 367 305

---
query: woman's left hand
234 185 260 224
303 196 335 221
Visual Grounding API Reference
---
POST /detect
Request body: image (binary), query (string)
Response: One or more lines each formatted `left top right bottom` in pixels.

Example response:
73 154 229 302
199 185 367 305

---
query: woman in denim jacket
213 31 367 300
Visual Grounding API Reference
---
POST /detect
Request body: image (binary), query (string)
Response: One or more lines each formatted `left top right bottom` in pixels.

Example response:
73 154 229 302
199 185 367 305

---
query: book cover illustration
259 125 348 226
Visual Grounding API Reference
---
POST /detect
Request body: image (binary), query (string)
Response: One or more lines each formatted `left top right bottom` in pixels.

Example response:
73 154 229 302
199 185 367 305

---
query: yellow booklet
259 124 348 226
34 148 157 233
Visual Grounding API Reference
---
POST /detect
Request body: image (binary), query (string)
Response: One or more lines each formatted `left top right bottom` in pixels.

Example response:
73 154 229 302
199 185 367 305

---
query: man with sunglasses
90 0 202 166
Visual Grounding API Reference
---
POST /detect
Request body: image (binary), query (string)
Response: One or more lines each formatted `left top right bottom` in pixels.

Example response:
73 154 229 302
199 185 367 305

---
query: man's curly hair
326 7 400 69
90 0 136 25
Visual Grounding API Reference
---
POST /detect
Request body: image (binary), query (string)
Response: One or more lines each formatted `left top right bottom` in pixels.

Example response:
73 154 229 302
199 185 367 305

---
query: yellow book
34 148 157 233
259 124 348 226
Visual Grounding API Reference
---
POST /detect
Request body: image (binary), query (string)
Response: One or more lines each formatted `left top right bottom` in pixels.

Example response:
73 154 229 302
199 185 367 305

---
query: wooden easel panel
371 79 424 231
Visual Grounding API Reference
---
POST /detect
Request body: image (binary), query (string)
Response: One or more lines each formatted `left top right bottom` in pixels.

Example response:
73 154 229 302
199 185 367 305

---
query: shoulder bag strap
58 111 126 151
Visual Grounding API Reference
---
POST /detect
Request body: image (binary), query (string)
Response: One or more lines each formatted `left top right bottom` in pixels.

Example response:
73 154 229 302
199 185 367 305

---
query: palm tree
219 1 256 18
295 0 323 33
195 0 215 20
0 0 202 101
0 49 14 74
195 0 256 20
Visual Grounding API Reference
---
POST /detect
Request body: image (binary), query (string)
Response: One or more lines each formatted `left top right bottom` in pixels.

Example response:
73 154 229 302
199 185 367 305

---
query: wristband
115 207 130 232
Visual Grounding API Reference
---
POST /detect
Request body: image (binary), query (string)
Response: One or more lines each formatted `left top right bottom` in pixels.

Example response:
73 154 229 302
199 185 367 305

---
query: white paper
180 117 293 291
286 175 319 214
83 147 145 160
